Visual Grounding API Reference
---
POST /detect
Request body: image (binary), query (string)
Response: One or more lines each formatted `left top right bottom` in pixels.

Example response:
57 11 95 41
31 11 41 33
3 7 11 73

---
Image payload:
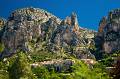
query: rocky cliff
0 7 96 59
97 9 120 53
1 7 120 60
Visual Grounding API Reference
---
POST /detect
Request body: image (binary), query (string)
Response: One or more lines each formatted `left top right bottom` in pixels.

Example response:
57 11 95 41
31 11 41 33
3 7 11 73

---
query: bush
32 66 50 79
32 66 61 79
0 42 4 53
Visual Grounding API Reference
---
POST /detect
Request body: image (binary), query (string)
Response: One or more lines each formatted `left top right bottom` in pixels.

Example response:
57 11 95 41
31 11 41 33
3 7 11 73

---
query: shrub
0 42 4 53
32 66 50 79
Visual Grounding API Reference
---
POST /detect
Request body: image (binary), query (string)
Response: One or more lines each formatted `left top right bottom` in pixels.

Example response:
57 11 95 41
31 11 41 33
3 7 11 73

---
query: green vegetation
71 60 109 79
31 59 109 79
0 40 114 79
9 51 36 79
0 42 4 53
0 70 9 79
0 49 110 79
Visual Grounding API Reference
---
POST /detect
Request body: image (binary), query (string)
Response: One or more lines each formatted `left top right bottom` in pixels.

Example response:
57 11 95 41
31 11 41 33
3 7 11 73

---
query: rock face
98 17 107 33
0 7 95 59
0 18 6 29
97 9 120 53
51 13 79 47
0 18 6 41
1 7 60 57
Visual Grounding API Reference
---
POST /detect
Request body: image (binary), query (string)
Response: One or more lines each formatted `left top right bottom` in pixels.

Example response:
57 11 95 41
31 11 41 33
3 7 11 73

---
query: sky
0 0 120 30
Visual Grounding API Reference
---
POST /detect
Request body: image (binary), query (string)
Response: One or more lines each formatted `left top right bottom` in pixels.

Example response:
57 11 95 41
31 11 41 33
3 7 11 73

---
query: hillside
0 7 120 79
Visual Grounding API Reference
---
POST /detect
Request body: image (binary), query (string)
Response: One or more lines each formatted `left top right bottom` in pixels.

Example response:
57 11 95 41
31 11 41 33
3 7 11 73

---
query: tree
9 51 36 79
71 60 109 79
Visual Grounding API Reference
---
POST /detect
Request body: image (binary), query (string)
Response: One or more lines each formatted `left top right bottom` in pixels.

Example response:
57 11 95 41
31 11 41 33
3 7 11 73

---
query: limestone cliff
0 7 96 59
97 9 120 53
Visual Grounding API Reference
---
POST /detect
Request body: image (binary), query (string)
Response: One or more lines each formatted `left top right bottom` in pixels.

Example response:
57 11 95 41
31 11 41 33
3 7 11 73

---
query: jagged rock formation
50 13 79 47
0 18 6 29
0 18 6 40
98 17 107 33
97 9 120 53
0 7 96 59
0 7 61 57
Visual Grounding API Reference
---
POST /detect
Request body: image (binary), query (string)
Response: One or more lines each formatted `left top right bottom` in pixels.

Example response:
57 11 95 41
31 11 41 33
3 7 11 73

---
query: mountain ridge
0 7 120 60
0 7 120 79
0 7 96 60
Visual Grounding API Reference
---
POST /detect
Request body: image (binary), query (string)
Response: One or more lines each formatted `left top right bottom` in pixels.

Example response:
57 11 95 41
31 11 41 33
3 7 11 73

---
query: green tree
71 60 109 79
9 51 36 79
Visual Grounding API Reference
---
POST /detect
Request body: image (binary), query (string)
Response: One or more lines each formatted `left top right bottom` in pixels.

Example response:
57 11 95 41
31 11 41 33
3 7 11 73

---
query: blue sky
0 0 120 30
